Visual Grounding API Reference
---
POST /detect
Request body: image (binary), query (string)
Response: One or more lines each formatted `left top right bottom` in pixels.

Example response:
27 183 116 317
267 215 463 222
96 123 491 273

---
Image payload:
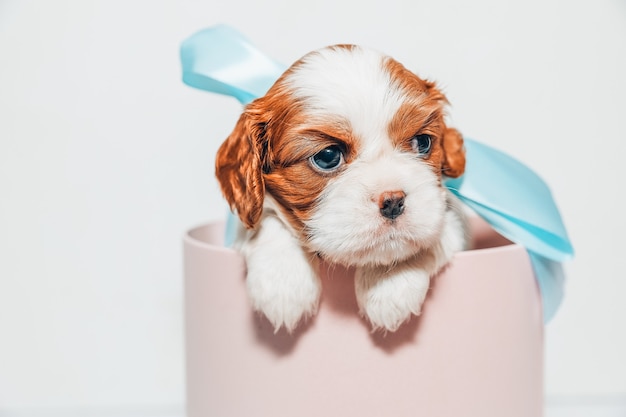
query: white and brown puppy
216 45 469 333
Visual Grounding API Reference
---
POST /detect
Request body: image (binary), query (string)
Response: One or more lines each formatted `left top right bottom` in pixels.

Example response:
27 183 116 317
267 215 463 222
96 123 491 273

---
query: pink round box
183 217 543 417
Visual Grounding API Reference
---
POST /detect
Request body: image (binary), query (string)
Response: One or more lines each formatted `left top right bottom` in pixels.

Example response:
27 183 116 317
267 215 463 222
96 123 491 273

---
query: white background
1 0 625 415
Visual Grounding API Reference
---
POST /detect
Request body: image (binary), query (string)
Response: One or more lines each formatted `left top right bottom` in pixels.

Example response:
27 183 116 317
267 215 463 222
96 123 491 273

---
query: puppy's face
216 45 465 267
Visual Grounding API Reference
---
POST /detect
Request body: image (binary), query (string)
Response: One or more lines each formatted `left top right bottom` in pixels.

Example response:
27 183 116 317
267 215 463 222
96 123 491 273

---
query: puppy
215 45 469 333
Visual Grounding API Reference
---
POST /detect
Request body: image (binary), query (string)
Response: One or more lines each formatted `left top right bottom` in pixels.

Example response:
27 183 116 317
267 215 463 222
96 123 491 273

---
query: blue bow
180 24 574 322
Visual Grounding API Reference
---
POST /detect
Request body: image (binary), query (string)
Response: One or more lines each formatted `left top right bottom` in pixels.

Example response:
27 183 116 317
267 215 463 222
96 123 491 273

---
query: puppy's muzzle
379 190 406 220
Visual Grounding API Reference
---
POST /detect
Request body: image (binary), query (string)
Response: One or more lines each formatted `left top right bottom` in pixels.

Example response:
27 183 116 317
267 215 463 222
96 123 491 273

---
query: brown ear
421 81 465 178
441 127 466 178
215 112 266 229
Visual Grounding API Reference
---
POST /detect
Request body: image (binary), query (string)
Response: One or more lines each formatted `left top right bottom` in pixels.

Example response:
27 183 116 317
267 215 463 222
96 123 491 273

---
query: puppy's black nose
379 191 406 220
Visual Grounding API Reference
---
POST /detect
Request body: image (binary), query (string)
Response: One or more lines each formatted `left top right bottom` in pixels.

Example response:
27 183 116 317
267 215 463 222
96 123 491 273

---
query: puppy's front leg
355 257 433 332
235 214 322 333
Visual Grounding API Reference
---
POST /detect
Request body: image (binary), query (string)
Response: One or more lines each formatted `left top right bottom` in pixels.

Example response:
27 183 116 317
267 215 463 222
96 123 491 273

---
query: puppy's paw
355 265 430 332
246 260 321 333
237 214 322 333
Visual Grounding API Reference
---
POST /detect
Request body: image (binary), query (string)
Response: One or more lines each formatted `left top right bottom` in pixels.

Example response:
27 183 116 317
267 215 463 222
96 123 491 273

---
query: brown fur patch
387 102 446 175
216 69 357 234
215 111 266 229
441 127 466 178
384 57 465 178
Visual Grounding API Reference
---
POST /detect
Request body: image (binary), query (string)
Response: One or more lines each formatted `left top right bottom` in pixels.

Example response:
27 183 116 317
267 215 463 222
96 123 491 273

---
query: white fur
286 47 418 158
233 46 468 332
234 203 322 333
305 152 446 266
355 193 468 331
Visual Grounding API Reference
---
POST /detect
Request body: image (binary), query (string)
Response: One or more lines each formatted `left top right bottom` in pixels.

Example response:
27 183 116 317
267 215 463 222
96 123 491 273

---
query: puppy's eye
310 145 344 171
410 134 432 156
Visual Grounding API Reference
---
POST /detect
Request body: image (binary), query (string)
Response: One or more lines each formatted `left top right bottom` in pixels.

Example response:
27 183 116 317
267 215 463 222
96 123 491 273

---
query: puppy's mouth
307 216 440 268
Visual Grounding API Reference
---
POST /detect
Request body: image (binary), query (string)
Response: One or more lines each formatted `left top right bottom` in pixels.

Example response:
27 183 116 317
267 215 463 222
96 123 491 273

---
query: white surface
545 397 626 417
2 400 626 417
0 406 184 417
1 0 625 411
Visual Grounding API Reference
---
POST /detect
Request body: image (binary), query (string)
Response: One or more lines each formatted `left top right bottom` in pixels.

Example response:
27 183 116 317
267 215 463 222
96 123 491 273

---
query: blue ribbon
180 24 574 322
